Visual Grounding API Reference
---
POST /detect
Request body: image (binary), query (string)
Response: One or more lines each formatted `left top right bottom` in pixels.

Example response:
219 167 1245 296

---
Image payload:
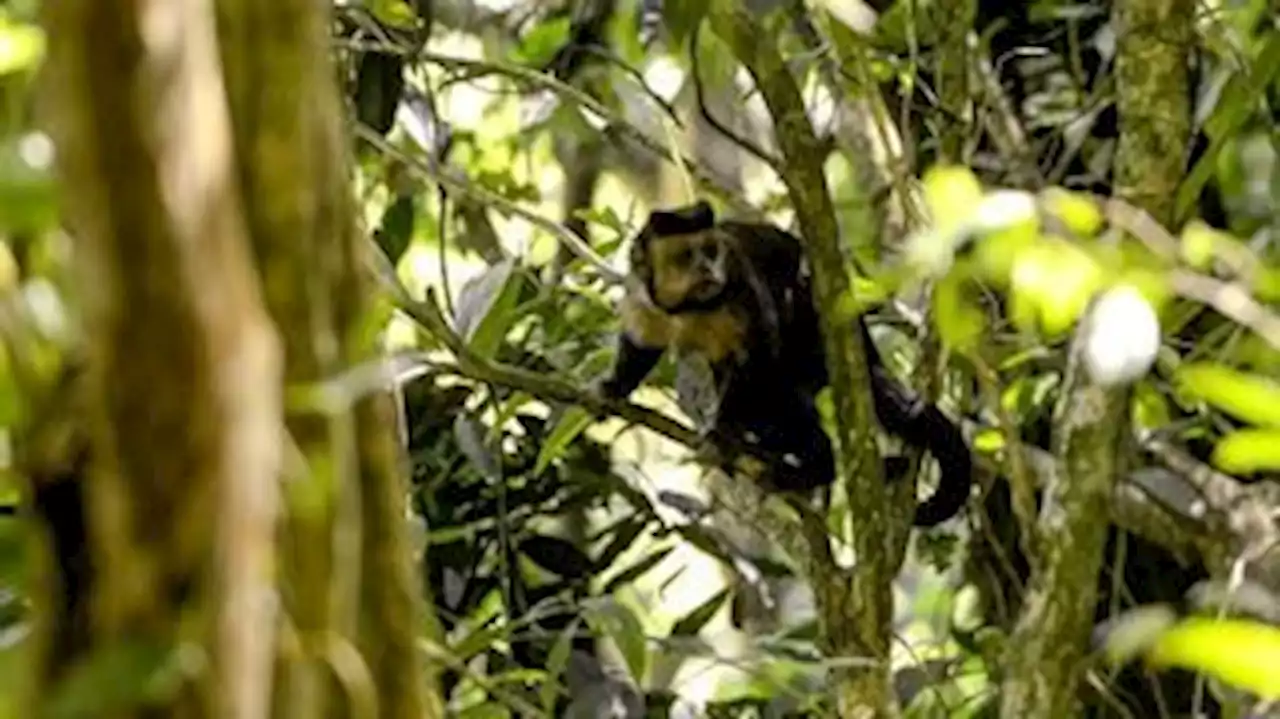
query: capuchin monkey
597 201 972 527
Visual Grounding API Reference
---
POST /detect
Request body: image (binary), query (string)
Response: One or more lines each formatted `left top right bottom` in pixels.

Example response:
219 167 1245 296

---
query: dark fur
600 201 972 527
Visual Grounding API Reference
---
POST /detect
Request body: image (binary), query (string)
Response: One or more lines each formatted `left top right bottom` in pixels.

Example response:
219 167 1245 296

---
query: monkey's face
648 230 729 312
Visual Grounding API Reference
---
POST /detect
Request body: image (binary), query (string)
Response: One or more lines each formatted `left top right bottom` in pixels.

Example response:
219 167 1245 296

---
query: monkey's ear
646 200 716 237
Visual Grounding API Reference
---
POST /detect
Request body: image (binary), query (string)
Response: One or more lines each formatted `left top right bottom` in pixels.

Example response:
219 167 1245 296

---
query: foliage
0 0 1275 716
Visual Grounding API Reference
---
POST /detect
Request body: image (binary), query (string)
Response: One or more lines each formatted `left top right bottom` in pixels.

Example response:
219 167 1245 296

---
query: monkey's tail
911 403 974 527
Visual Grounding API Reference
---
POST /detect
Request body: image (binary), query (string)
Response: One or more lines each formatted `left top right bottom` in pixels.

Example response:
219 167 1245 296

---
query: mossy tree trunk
39 1 285 716
214 1 444 716
998 0 1193 714
708 5 907 716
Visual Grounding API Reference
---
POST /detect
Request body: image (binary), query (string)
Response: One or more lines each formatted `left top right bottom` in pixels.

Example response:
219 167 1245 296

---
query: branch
337 39 766 221
354 123 623 284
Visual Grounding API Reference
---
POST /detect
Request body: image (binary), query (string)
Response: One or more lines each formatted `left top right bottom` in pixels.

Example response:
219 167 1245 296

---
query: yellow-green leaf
922 165 983 234
972 429 1005 454
932 273 985 354
1175 363 1280 428
1010 239 1104 338
1146 617 1280 700
369 0 419 29
1040 188 1103 237
0 19 44 76
1211 428 1280 475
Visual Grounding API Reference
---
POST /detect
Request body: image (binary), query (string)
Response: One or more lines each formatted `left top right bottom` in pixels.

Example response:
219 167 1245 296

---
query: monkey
596 200 973 527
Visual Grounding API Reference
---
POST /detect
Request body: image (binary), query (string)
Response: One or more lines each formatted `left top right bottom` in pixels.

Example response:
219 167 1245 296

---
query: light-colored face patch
649 231 728 310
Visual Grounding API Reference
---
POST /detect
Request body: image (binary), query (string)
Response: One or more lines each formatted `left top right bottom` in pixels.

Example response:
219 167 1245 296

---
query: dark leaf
520 533 595 580
354 51 405 136
671 587 732 637
375 194 415 264
603 546 675 595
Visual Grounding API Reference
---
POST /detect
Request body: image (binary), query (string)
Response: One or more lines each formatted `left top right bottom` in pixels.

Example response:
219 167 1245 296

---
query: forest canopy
0 0 1277 717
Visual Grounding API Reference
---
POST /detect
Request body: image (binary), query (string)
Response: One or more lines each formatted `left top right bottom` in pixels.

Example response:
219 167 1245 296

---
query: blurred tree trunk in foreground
40 0 284 716
215 0 443 716
30 0 443 717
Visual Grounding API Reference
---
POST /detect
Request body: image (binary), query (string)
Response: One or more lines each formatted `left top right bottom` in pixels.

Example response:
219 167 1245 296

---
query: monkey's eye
674 248 694 266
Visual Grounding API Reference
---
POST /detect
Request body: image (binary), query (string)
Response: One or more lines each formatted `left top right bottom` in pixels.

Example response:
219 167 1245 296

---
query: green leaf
540 617 580 714
1146 616 1280 700
584 599 648 684
972 429 1004 454
1176 363 1280 428
1175 32 1280 222
0 135 58 234
520 534 594 580
921 165 983 235
603 546 676 595
0 18 44 75
932 273 985 354
375 194 415 265
511 16 572 67
369 0 420 30
1211 428 1280 475
453 258 522 360
1039 188 1103 238
533 406 594 476
47 639 177 719
1009 239 1103 338
662 0 712 49
670 587 731 637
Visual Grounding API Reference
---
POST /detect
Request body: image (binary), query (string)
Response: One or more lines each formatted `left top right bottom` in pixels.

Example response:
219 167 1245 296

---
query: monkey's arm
599 331 666 399
861 319 974 527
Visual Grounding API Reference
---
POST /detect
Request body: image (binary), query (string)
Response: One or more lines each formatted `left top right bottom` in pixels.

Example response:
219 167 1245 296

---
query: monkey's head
631 201 731 313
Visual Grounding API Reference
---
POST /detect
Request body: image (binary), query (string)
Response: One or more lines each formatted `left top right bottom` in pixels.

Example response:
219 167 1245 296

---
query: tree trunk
214 1 444 716
39 1 284 716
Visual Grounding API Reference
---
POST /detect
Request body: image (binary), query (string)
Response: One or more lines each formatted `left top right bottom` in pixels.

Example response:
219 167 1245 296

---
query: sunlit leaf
1146 616 1280 700
972 429 1004 454
1009 238 1104 337
369 0 420 29
1040 188 1103 238
0 19 44 75
533 406 594 475
921 165 983 234
1179 220 1219 270
511 16 573 67
1175 362 1280 428
1132 381 1173 432
1210 428 1280 475
973 189 1037 233
932 273 985 354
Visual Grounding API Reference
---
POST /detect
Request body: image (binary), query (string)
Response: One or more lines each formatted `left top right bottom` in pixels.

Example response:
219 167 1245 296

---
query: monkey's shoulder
620 293 751 365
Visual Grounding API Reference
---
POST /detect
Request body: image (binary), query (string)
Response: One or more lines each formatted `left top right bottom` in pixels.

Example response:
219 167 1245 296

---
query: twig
336 39 764 220
354 123 624 283
689 22 781 169
1168 270 1280 351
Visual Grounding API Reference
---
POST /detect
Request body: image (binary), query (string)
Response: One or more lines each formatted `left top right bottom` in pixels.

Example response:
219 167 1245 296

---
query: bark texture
40 0 284 716
998 0 1193 713
708 5 904 716
214 1 443 716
